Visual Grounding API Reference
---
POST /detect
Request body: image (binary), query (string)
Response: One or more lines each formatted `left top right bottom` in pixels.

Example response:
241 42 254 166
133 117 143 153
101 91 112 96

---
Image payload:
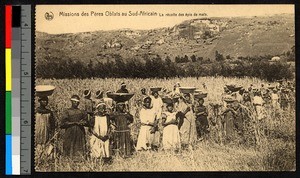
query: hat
83 89 91 97
95 90 104 99
107 93 134 103
121 82 126 87
179 87 196 94
36 85 55 97
95 102 106 109
150 87 162 92
223 96 237 103
71 95 80 102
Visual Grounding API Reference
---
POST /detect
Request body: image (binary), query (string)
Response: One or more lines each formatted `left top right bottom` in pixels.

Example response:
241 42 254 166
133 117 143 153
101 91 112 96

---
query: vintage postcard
34 5 295 171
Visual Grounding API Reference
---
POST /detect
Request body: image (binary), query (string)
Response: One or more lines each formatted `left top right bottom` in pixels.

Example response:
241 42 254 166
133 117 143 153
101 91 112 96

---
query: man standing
116 82 129 93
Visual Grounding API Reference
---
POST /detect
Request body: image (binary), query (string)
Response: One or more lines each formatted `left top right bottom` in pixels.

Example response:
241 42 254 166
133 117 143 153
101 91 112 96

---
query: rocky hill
36 14 294 65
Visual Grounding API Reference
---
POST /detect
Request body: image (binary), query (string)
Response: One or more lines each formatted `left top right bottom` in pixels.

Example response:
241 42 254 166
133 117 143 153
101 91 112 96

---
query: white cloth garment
90 116 110 158
271 93 280 109
253 96 264 120
136 108 157 150
150 96 163 119
162 111 181 150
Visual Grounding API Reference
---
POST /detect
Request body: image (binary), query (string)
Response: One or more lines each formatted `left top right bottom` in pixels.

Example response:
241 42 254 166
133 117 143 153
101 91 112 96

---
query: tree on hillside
165 56 172 65
215 50 225 61
191 54 197 62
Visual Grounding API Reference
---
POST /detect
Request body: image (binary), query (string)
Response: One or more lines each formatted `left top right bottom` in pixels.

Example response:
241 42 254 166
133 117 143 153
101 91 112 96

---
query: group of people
35 79 295 164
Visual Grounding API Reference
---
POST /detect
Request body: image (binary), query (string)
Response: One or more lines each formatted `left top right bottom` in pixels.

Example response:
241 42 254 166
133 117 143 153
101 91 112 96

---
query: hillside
35 14 294 65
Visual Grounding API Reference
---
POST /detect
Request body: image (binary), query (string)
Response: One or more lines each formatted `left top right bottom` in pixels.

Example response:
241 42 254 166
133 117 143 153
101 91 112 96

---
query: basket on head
225 84 243 92
194 92 208 99
162 97 174 104
35 85 55 97
179 87 196 94
150 87 162 92
194 89 202 94
107 93 134 103
268 86 275 90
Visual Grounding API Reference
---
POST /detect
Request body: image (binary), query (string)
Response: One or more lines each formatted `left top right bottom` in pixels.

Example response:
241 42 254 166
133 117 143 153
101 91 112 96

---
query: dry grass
35 77 295 172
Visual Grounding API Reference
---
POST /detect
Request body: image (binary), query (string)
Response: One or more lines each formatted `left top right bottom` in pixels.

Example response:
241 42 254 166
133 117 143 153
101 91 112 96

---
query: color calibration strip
5 5 13 175
6 5 22 175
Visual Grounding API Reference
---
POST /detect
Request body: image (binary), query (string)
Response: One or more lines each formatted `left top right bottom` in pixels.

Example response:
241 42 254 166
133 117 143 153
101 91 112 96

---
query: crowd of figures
35 80 295 165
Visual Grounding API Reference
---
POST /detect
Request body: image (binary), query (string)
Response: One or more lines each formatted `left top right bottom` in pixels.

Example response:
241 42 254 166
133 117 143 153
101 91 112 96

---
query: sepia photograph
34 5 295 171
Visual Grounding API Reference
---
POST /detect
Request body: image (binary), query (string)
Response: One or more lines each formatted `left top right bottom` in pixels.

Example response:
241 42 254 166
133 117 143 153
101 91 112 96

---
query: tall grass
35 77 295 171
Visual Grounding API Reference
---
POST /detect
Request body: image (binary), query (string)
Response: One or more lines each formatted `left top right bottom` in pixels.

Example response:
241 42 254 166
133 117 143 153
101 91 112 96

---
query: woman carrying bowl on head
177 87 197 150
35 85 56 161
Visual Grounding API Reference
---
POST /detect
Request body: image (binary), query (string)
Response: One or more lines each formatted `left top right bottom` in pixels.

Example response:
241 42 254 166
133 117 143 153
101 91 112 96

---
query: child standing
162 101 181 151
136 97 157 151
89 102 112 163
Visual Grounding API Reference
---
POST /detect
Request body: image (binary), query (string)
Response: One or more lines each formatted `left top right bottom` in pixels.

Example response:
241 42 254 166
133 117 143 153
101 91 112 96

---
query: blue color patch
6 135 12 175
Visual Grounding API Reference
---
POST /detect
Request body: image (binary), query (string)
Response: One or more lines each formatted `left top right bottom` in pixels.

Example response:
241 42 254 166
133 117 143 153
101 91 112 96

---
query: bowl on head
107 93 134 103
35 85 55 97
179 87 196 94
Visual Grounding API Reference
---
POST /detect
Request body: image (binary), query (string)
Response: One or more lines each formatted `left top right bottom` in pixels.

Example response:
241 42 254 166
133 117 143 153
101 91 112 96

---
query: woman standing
136 97 157 151
35 96 55 159
162 101 181 151
253 91 265 121
61 95 89 160
89 102 112 163
221 97 236 143
110 102 134 158
194 97 209 140
177 91 197 149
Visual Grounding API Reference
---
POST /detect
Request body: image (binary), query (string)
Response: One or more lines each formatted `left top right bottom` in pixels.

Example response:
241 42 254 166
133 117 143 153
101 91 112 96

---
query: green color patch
6 92 11 134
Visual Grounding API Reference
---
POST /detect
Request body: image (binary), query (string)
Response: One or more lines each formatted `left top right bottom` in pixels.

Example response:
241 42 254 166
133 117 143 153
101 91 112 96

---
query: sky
36 5 294 34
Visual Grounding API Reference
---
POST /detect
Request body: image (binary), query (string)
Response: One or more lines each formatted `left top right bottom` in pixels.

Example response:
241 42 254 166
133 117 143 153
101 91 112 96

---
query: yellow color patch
6 48 11 91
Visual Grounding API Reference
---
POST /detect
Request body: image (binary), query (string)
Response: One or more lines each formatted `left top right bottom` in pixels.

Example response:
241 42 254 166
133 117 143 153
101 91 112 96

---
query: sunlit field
35 77 295 171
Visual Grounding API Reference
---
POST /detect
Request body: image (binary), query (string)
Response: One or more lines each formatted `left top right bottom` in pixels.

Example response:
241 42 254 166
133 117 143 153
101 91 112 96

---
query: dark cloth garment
223 109 235 141
116 88 129 93
35 107 55 145
242 93 251 103
61 108 88 158
176 111 185 130
262 93 271 105
83 98 94 124
222 106 246 143
83 98 94 115
110 112 134 157
233 107 244 132
280 93 289 109
194 105 209 138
